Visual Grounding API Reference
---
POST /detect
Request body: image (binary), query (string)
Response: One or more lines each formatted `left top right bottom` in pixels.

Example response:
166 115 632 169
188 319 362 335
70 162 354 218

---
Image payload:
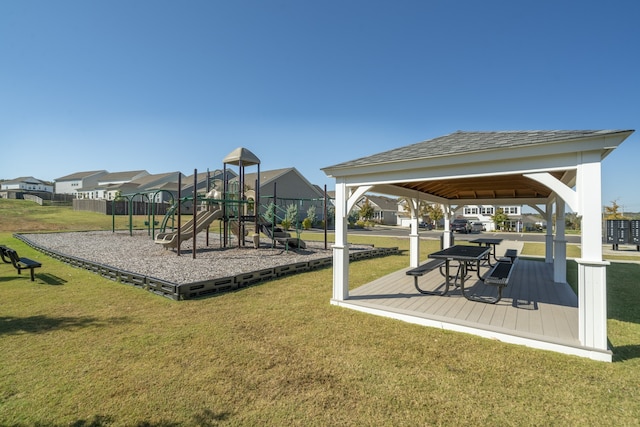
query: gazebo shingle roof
325 130 630 169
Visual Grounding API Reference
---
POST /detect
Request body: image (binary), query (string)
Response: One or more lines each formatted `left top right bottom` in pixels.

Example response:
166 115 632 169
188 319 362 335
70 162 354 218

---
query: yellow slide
154 208 222 249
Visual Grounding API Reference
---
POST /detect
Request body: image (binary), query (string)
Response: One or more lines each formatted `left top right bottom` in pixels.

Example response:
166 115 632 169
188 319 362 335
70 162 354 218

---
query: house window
481 207 494 215
499 206 520 215
464 207 479 215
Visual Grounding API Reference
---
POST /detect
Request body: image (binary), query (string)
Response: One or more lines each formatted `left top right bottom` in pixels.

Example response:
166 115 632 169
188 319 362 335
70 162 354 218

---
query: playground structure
110 147 329 256
18 148 384 300
154 188 223 249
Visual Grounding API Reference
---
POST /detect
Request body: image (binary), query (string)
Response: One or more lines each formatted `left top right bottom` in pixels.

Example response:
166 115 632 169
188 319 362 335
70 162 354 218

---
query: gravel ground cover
20 230 371 284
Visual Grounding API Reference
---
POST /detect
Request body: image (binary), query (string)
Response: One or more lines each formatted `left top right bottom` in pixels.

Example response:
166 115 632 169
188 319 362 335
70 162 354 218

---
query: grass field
1 199 639 426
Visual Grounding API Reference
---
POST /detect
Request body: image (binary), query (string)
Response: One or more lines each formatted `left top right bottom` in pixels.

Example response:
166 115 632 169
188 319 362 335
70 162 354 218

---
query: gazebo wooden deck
334 257 611 360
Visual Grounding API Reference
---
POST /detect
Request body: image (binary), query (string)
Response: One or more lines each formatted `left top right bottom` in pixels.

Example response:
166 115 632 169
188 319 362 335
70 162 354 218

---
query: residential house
0 177 54 199
178 169 238 213
456 204 524 231
243 167 326 223
360 195 398 225
111 172 185 203
397 201 543 231
76 170 149 200
55 170 108 197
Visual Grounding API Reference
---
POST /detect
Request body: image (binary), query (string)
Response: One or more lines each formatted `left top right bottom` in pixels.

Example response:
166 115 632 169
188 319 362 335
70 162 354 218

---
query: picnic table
427 245 491 299
469 238 503 266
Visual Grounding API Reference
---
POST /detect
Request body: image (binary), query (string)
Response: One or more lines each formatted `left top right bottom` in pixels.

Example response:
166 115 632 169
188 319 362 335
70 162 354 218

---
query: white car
471 222 484 233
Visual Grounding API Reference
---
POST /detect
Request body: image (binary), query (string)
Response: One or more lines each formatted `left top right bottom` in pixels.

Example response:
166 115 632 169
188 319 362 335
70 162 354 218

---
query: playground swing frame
111 189 176 238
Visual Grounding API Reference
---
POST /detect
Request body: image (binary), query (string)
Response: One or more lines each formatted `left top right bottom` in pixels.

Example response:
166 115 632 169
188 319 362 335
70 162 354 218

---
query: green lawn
1 199 640 426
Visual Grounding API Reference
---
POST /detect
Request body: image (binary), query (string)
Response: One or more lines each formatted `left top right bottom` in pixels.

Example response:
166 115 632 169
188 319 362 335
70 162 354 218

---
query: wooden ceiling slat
394 172 566 201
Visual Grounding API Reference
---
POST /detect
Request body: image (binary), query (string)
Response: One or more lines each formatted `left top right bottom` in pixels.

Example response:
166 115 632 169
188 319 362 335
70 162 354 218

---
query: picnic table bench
406 259 447 295
502 249 518 263
0 245 13 264
407 245 491 297
407 245 519 304
478 259 518 304
3 247 42 281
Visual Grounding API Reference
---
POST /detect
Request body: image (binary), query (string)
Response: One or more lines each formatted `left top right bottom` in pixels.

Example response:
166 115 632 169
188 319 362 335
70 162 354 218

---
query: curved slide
154 208 222 249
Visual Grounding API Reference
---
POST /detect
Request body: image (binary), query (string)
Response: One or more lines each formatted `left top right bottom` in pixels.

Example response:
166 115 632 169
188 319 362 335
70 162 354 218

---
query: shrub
305 206 317 228
285 204 298 228
302 217 312 230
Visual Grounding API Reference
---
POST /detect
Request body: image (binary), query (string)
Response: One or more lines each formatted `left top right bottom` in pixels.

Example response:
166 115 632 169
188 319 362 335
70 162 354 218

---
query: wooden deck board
347 258 580 348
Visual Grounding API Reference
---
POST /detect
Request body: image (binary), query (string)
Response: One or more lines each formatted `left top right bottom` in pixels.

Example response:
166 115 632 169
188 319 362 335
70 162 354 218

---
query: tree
302 206 316 230
425 204 444 229
565 212 582 230
306 205 317 225
264 202 276 224
604 200 626 220
359 199 375 221
280 203 298 230
492 208 509 231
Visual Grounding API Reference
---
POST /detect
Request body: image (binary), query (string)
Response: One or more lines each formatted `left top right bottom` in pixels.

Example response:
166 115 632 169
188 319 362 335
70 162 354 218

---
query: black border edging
14 233 399 301
14 233 180 299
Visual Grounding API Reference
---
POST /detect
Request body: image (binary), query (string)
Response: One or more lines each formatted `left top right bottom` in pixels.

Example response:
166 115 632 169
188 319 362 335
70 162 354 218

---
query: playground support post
223 164 228 247
177 173 182 256
206 169 210 247
193 169 197 259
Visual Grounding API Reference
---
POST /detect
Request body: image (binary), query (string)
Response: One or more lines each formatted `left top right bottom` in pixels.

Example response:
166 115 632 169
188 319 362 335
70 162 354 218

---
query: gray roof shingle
323 130 632 170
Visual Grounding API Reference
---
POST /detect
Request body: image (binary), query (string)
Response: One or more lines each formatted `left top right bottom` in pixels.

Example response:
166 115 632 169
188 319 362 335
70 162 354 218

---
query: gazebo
322 130 634 361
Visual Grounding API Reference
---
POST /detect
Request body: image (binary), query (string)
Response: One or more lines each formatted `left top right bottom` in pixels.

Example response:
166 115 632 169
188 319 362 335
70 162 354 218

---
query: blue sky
1 1 639 211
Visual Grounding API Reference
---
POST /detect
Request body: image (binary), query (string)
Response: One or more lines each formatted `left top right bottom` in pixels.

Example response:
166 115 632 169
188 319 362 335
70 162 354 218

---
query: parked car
451 219 472 233
471 222 485 233
418 221 433 230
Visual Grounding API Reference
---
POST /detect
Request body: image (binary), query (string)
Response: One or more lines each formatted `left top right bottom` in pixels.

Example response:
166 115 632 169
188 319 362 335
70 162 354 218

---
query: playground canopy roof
223 147 261 167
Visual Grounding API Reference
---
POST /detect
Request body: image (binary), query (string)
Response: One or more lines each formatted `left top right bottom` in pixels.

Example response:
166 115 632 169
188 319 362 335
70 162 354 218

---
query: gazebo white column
332 180 350 301
545 201 554 263
553 198 567 283
442 204 452 248
409 198 420 268
576 155 609 351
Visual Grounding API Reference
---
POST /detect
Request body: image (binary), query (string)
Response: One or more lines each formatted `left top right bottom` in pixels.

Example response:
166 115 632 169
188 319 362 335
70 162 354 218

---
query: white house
55 170 107 196
457 204 523 231
76 170 149 200
0 177 53 198
1 176 53 193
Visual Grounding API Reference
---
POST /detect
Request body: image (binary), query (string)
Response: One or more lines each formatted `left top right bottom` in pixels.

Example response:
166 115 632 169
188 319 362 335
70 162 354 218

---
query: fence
23 194 44 205
73 199 169 215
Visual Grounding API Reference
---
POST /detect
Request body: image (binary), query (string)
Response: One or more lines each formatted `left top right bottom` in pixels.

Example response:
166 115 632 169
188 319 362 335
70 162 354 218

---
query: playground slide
154 208 222 249
257 219 306 249
158 188 221 233
228 219 248 237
